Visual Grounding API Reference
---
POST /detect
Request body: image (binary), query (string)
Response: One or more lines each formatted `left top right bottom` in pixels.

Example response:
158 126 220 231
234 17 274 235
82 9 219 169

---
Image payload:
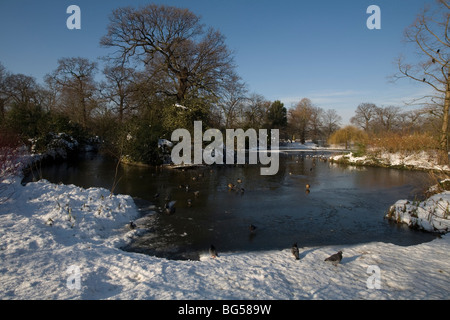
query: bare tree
3 73 40 108
394 0 449 164
288 98 314 144
241 93 270 129
397 109 427 133
373 106 401 133
100 63 135 122
46 57 98 128
217 74 248 128
309 106 324 143
100 4 236 104
350 103 377 132
0 63 8 120
322 109 342 141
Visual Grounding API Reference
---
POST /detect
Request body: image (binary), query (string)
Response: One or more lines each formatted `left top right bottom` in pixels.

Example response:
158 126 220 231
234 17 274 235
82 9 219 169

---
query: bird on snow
164 200 176 214
291 243 300 260
325 250 343 266
129 221 137 230
209 245 218 258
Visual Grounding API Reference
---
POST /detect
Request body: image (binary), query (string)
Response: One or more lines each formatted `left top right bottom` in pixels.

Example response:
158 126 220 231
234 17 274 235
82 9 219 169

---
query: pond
24 150 437 260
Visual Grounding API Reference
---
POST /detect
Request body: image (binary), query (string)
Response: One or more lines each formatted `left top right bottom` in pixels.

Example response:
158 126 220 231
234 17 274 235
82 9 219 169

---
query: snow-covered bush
31 132 79 160
386 192 450 233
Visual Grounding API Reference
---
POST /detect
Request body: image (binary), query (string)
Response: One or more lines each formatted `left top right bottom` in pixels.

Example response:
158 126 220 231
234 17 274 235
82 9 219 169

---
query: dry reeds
367 132 439 154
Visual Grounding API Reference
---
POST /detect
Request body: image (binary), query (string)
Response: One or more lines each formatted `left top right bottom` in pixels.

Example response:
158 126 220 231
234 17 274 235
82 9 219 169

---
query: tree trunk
176 67 189 103
118 96 124 123
439 70 450 165
81 97 87 128
0 100 4 121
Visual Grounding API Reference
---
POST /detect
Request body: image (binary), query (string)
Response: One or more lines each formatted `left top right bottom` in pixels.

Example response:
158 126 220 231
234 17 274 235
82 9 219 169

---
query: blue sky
0 0 435 124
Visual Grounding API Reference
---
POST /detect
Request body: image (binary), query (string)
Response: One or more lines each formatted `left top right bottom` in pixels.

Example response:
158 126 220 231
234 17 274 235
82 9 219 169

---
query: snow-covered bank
1 177 450 300
330 151 450 172
387 191 450 234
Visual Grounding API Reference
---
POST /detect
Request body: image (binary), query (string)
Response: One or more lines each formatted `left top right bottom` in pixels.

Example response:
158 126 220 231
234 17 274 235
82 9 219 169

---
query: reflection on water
25 151 437 260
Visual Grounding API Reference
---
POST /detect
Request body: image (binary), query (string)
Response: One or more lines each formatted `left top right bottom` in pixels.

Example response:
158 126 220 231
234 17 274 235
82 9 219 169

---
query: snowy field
1 175 450 300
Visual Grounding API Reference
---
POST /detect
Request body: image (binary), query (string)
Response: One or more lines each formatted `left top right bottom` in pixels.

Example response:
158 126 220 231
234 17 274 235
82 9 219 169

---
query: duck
249 224 257 233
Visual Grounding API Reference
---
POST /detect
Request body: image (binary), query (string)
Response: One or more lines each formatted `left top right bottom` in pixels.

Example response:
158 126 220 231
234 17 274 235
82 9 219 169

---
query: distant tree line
0 1 448 166
286 98 342 145
350 103 441 135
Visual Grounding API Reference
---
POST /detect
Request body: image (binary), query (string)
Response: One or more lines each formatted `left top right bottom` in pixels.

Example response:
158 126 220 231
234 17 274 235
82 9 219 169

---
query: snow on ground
1 175 450 300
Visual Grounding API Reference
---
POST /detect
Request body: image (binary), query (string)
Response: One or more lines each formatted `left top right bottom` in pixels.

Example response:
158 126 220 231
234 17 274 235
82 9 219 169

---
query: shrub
4 104 89 155
0 130 23 202
118 116 166 166
31 132 79 159
328 125 368 150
